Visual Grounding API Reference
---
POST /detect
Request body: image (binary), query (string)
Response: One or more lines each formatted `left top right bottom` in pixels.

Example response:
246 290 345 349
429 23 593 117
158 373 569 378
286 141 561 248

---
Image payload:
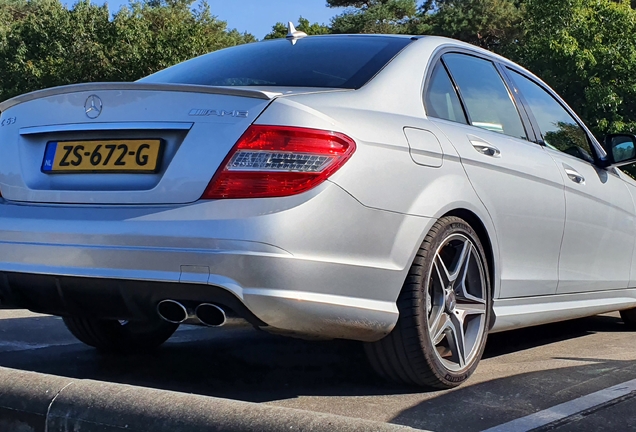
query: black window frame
499 66 606 165
422 48 536 143
423 61 469 125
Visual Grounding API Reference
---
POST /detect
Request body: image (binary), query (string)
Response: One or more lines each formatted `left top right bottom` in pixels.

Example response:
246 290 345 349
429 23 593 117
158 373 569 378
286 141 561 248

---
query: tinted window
140 36 412 89
425 63 467 124
443 54 527 140
508 69 594 162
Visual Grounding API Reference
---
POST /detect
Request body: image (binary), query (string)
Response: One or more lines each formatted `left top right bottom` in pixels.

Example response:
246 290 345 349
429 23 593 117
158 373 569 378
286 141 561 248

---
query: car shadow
0 316 404 401
389 355 636 432
0 313 630 407
484 313 626 359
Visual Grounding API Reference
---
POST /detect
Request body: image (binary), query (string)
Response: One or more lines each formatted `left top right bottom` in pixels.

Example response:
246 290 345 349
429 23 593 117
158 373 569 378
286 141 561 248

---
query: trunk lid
0 83 279 204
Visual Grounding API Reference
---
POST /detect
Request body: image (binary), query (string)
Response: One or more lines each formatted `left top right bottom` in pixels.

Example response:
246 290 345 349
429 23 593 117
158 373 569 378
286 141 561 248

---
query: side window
443 54 527 140
508 69 595 163
424 62 467 124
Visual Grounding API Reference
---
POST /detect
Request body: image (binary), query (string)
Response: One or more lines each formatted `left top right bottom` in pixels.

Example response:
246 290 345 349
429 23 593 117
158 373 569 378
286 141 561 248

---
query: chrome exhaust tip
157 300 189 324
195 303 227 327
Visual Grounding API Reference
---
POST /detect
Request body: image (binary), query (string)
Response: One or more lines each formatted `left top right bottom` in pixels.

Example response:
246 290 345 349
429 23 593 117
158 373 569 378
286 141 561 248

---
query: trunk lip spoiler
20 121 194 136
0 82 282 112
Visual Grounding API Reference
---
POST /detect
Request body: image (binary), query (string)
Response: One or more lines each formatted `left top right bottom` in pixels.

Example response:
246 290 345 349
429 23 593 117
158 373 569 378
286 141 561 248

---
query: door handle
470 140 501 158
564 166 585 184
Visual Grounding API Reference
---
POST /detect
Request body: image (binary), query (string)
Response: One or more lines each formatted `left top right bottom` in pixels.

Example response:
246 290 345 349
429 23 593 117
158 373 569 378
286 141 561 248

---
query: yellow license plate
42 139 163 173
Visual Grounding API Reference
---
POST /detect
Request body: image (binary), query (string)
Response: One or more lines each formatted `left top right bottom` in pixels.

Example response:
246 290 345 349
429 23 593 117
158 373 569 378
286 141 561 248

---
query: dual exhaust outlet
157 300 226 327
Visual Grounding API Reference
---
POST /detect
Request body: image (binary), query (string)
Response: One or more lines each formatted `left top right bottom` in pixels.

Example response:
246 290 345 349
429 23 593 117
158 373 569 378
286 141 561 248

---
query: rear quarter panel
256 38 502 298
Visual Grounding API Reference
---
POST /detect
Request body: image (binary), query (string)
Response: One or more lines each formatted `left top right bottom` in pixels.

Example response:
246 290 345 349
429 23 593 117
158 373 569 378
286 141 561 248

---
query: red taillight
202 125 356 199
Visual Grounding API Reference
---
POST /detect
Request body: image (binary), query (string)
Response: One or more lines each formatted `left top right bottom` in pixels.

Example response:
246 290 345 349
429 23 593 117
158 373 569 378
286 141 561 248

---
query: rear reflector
202 125 356 199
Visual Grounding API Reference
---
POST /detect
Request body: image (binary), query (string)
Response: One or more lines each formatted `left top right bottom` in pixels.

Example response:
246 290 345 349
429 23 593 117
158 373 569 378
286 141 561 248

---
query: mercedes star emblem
84 95 103 119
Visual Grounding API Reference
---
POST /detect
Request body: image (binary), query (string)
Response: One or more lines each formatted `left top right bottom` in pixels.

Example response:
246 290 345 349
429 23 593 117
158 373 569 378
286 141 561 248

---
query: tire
620 309 636 329
63 316 179 353
365 216 492 389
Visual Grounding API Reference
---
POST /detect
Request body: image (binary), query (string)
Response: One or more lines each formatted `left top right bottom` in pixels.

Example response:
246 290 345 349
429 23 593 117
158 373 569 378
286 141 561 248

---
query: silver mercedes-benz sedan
1 32 636 389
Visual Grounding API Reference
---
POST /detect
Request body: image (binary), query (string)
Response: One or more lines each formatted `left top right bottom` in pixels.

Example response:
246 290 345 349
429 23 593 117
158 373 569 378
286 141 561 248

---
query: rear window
139 36 412 90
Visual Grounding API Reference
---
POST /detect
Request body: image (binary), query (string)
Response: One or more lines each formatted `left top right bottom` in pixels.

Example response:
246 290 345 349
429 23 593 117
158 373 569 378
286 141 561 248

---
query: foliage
323 0 524 48
426 0 525 53
327 0 421 34
322 0 636 139
0 0 255 102
514 0 636 137
264 17 330 40
4 0 636 144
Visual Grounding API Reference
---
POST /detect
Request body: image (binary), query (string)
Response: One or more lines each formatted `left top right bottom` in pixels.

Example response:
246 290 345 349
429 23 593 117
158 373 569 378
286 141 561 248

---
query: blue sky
87 0 346 39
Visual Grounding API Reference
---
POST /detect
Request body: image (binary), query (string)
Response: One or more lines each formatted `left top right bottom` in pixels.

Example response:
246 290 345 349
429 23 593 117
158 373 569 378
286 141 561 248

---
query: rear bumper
0 182 431 341
0 272 267 326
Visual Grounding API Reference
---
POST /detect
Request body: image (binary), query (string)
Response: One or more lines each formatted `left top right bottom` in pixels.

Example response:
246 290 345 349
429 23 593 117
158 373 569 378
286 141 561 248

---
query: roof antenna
286 22 307 45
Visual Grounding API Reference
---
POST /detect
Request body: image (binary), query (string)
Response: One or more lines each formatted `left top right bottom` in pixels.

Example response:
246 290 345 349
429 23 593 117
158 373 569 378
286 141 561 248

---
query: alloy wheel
426 233 487 372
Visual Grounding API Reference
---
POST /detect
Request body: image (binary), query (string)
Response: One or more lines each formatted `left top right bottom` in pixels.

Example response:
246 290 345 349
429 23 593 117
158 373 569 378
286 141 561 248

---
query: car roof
274 33 519 68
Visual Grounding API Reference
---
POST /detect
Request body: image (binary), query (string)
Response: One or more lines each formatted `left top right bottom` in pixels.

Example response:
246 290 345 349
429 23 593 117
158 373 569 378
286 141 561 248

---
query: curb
0 367 422 432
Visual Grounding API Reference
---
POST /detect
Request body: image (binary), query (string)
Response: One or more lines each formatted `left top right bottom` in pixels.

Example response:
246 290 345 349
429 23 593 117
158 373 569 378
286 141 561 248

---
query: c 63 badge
1 117 16 127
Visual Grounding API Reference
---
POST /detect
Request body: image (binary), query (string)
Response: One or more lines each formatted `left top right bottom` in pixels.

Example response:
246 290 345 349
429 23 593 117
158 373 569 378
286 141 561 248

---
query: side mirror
603 134 636 167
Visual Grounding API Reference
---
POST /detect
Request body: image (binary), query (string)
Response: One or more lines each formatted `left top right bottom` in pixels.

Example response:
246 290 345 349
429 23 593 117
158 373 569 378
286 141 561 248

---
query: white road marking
0 341 78 352
0 310 50 319
482 378 636 432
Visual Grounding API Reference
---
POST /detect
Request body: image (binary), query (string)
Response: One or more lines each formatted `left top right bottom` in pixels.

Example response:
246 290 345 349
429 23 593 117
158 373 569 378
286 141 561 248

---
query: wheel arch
442 208 495 299
368 206 497 387
441 208 498 330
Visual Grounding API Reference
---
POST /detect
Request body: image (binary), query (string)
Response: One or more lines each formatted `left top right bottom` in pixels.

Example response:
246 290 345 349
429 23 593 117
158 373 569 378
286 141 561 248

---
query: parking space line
0 341 78 352
482 378 636 432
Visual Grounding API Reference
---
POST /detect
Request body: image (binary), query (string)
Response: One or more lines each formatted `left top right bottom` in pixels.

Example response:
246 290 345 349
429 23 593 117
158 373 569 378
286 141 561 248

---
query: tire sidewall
417 217 492 387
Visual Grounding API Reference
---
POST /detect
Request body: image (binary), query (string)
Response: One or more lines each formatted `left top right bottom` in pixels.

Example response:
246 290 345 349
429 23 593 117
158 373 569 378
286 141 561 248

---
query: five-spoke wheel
365 216 492 388
428 233 488 372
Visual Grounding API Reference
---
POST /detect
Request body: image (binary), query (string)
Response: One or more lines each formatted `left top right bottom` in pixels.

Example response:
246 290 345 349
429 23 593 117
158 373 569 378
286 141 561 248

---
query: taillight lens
202 125 356 199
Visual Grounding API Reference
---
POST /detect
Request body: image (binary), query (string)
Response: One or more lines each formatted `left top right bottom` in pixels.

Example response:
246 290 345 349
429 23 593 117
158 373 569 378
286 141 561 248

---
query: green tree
107 0 255 80
425 0 525 53
0 0 255 102
264 17 330 39
0 0 112 100
515 0 636 137
322 0 524 49
327 0 420 34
